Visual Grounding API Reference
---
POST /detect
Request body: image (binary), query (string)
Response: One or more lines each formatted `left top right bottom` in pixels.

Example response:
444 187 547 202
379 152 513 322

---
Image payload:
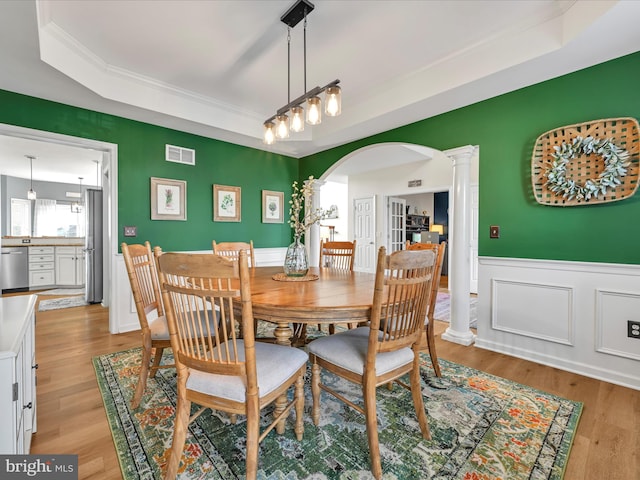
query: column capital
444 145 477 164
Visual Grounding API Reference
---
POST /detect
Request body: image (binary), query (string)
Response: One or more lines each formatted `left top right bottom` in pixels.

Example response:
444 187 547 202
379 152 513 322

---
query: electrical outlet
489 225 500 238
628 320 640 339
123 226 137 237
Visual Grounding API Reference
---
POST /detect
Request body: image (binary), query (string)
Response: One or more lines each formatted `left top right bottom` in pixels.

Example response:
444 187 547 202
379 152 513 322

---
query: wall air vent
165 144 195 166
408 179 422 187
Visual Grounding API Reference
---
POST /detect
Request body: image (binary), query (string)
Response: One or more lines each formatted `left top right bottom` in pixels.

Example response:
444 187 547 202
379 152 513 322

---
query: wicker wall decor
531 117 640 206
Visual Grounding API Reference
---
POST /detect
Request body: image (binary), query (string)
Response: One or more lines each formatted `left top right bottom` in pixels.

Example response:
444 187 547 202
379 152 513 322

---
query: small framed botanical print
150 177 187 221
262 190 284 223
213 184 241 222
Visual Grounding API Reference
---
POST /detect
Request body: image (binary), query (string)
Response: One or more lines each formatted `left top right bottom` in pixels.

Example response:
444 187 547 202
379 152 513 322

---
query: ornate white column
307 179 325 267
441 145 477 346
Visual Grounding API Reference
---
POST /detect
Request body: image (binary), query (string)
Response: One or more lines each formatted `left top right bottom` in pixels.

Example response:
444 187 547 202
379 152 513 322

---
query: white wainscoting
111 247 287 334
477 257 640 391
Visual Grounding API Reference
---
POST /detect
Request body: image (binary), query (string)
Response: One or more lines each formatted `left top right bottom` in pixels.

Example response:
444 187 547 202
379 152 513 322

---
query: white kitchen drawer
29 262 54 271
29 255 54 263
55 246 78 255
30 270 55 286
29 246 54 255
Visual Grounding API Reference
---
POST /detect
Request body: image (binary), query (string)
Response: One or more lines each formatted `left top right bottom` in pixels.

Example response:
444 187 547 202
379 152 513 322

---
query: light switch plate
124 226 137 237
489 225 500 238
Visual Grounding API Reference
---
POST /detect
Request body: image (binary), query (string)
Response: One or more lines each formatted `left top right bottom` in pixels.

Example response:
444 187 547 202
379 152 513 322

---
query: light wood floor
26 293 639 479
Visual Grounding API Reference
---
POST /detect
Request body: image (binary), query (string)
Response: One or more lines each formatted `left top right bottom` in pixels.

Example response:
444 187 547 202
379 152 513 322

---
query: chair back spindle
319 239 356 270
212 240 256 268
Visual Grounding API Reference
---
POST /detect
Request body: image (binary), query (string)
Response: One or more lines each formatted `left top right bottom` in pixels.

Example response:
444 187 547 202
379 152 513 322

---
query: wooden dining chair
158 251 307 480
304 239 358 336
121 241 173 409
308 246 437 480
319 239 356 270
212 240 256 268
406 240 447 377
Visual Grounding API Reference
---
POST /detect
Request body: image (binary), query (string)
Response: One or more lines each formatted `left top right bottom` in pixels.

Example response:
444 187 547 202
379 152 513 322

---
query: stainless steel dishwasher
1 246 29 293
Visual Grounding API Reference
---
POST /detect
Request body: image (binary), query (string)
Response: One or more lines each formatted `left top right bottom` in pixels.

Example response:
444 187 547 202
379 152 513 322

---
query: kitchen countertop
2 237 84 247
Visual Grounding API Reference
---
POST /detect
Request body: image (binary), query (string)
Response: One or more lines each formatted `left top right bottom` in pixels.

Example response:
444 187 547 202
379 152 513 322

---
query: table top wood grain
245 266 375 324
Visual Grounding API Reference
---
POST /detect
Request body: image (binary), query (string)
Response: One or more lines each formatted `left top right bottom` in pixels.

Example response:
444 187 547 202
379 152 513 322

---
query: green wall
0 90 298 251
299 51 640 265
2 51 639 263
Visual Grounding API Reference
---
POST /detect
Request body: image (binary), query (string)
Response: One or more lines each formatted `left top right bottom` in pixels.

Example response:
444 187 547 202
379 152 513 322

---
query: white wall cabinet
55 247 85 286
29 246 55 288
0 295 37 454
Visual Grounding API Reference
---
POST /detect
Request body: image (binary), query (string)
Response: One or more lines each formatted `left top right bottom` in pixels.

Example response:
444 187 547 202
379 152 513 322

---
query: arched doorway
312 142 478 346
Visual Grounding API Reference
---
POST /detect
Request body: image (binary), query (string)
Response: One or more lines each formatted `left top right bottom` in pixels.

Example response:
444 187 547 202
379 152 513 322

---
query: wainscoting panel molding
477 257 640 391
491 279 574 345
595 289 640 361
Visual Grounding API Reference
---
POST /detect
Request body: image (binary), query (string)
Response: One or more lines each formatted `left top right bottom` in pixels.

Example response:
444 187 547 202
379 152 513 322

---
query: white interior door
387 196 406 253
353 196 376 272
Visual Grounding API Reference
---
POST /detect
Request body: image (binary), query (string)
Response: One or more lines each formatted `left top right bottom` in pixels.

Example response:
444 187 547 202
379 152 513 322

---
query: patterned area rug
38 295 88 311
433 293 478 329
93 348 582 480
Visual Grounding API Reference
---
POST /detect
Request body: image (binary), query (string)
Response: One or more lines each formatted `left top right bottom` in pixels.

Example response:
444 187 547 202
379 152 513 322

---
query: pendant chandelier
263 0 341 145
71 177 83 213
26 155 37 200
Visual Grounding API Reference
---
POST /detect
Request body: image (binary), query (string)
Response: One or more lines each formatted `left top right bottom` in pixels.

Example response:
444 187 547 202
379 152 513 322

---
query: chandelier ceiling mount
263 0 342 145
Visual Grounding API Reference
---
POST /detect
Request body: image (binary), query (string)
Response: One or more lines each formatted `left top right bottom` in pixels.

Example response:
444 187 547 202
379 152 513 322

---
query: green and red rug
93 348 581 479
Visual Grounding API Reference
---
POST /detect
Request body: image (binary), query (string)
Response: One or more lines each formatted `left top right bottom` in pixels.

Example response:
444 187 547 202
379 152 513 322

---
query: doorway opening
0 123 118 322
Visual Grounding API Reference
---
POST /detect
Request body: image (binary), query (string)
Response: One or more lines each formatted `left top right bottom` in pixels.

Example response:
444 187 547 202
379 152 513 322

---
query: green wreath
544 135 630 201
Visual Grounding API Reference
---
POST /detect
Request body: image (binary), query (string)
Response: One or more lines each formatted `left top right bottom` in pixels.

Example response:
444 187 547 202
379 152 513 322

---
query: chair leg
311 362 321 425
410 354 431 440
163 393 191 480
131 335 152 409
363 376 382 480
245 395 260 480
274 393 287 435
425 321 441 377
294 371 305 441
149 347 164 378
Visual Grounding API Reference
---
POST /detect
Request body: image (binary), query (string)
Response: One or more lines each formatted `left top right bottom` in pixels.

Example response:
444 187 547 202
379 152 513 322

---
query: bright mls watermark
0 455 77 479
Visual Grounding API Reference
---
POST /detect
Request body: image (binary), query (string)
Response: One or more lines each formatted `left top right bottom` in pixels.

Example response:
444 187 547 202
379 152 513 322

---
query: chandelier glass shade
290 106 305 132
263 0 341 144
325 85 342 116
275 114 290 139
306 96 321 125
263 121 276 145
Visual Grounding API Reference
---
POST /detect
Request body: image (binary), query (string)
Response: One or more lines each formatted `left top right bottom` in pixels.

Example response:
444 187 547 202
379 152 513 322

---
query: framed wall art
262 190 284 223
150 177 187 221
213 184 241 222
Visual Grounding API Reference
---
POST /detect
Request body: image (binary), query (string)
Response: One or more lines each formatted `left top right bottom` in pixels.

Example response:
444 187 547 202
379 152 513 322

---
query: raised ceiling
1 0 640 172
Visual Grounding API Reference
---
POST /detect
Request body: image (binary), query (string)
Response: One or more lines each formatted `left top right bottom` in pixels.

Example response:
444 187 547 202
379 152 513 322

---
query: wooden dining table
241 266 376 346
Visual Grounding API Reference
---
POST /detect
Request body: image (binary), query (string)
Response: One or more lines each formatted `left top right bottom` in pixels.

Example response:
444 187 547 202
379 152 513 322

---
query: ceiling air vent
165 144 195 166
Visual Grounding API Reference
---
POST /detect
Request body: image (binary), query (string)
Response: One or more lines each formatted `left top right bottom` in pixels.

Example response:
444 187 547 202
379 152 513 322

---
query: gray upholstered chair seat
307 327 414 376
148 311 169 340
187 341 308 402
149 308 220 341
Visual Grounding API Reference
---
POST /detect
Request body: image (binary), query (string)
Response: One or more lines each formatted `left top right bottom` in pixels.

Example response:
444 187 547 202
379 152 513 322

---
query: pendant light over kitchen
26 155 36 200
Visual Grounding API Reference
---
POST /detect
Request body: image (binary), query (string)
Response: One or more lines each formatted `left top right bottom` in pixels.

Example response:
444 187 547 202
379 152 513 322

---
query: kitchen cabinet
28 246 55 288
55 246 85 286
0 295 37 454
